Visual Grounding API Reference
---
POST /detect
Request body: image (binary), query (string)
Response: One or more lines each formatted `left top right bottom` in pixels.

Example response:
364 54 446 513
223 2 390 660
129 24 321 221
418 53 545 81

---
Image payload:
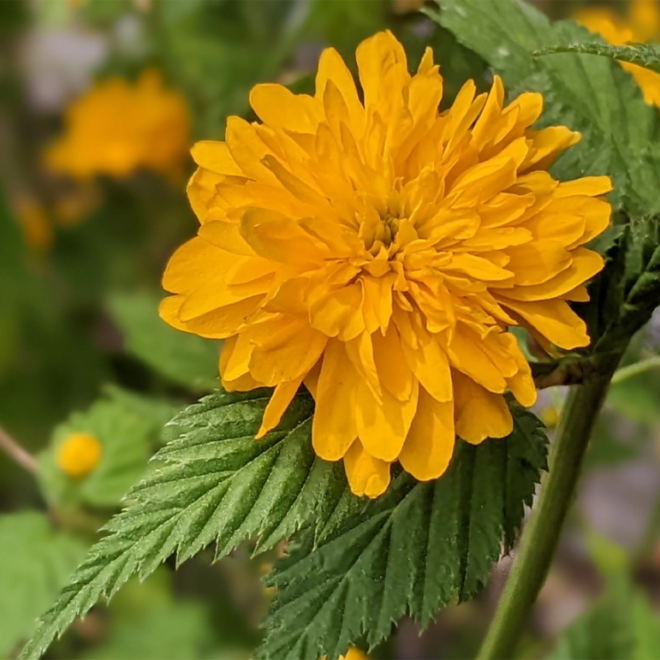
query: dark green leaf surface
20 389 359 660
588 215 660 354
433 0 660 217
258 405 548 660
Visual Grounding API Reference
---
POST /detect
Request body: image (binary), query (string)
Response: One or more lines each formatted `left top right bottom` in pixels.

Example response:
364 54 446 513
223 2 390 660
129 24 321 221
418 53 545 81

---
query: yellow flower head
574 0 660 107
45 70 190 182
57 432 103 479
161 31 611 498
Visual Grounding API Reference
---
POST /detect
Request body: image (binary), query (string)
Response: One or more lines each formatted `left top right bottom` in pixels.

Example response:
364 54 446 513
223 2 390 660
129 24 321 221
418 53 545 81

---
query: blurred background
1 0 660 658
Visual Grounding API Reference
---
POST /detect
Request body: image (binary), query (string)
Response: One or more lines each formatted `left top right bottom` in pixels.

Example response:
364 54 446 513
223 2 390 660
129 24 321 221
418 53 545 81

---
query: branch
477 350 625 660
0 424 38 474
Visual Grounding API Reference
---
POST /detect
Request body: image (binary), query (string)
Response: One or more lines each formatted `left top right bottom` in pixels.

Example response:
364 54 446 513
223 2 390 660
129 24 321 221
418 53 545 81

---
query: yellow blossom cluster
45 70 190 182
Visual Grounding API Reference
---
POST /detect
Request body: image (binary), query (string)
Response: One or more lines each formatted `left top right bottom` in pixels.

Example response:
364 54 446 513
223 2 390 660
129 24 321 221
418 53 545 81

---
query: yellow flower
574 0 660 107
57 432 103 479
160 31 611 498
45 70 190 182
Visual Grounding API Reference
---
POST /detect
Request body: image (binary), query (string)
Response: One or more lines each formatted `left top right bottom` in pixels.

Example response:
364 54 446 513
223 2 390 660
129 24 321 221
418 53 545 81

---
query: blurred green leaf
547 574 660 660
101 384 182 441
84 600 212 660
585 411 640 471
583 529 629 579
0 512 86 657
38 394 154 508
258 406 548 660
109 291 220 391
20 388 362 660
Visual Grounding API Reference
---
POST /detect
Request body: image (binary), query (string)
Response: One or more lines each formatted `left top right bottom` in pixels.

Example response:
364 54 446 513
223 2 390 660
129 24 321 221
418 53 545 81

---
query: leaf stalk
476 350 625 660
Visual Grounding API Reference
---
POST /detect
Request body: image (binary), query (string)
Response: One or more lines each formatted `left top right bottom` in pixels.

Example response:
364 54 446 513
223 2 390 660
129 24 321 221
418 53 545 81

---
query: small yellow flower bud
57 432 103 479
540 406 560 429
322 649 368 660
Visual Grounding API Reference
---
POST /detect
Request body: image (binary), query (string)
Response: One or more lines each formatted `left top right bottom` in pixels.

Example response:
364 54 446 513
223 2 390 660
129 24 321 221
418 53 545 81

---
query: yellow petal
309 283 365 342
312 341 360 461
240 208 327 265
399 388 455 481
250 83 321 133
495 248 603 301
356 30 409 116
400 325 452 402
372 325 414 401
499 298 590 350
249 319 327 386
190 141 244 176
447 326 508 393
453 371 513 444
343 440 391 499
355 377 418 462
316 47 365 135
256 377 304 439
198 220 256 256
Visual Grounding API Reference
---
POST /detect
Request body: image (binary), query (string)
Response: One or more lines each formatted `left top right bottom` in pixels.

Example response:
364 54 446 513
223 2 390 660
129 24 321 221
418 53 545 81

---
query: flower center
377 213 400 247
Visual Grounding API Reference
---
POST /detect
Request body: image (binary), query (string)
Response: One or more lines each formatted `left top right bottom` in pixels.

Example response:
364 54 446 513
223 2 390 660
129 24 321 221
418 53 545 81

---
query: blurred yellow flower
56 432 102 479
161 31 610 498
14 196 52 252
45 70 190 182
574 0 660 106
540 405 560 429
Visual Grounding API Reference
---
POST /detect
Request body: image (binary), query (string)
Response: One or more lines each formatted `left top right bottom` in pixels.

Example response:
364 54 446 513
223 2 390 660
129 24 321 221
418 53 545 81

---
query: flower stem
476 351 624 660
0 423 37 474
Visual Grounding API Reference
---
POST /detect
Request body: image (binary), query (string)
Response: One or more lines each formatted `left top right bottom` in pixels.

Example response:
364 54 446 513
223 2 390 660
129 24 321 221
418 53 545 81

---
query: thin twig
0 424 38 474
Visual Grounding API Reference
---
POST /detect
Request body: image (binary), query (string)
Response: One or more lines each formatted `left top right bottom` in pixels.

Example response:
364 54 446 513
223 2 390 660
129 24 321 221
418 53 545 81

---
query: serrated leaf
258 405 548 660
588 215 660 353
0 512 86 656
432 0 660 216
108 292 220 391
38 395 153 508
20 388 362 660
536 42 660 74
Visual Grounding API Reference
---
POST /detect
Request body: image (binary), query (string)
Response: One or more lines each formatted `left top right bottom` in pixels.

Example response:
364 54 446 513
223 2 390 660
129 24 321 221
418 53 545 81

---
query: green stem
476 351 624 660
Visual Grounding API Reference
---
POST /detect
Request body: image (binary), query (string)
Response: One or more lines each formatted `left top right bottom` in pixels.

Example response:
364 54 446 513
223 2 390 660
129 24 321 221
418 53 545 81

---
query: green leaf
0 512 86 657
258 405 548 660
20 388 361 660
587 215 660 354
37 394 154 509
108 292 220 391
432 0 660 217
101 385 183 441
536 42 660 74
